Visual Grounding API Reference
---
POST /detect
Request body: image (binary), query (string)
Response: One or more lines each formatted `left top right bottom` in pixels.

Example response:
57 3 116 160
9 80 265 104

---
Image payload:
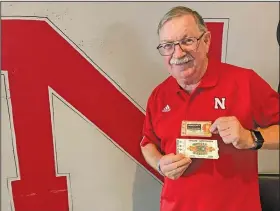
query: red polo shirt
140 58 279 211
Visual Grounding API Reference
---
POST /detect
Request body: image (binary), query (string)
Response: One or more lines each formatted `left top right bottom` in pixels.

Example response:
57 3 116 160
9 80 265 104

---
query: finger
171 153 186 162
217 122 230 132
164 157 191 172
174 165 189 176
210 116 236 132
167 163 191 179
221 134 234 144
210 118 219 133
174 157 192 168
163 161 181 172
211 129 219 134
176 163 190 174
218 119 232 130
162 153 185 165
219 128 231 138
210 117 225 133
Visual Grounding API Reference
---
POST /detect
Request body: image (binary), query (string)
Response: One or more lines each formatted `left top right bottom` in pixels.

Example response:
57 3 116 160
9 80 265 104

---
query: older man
140 6 279 211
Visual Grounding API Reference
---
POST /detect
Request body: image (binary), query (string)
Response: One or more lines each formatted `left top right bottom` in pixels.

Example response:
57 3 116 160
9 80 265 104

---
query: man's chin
172 65 195 77
180 68 195 78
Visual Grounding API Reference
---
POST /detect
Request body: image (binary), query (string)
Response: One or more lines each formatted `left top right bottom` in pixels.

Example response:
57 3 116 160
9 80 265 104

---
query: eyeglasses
157 32 205 56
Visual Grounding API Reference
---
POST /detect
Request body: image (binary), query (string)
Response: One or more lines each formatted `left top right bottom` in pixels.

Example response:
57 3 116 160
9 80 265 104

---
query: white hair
157 6 208 35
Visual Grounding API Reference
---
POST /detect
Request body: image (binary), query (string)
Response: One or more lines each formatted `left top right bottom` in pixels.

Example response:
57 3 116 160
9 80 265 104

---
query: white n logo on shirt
214 97 226 110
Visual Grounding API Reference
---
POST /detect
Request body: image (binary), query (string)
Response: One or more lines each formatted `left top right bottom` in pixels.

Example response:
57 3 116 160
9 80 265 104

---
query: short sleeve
250 70 280 127
140 91 161 148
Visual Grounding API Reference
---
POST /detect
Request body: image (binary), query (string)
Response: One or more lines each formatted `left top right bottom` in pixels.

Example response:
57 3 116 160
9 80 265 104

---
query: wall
1 2 279 211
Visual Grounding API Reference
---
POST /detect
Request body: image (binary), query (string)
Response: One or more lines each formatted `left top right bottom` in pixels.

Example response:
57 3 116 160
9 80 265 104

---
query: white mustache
170 55 193 65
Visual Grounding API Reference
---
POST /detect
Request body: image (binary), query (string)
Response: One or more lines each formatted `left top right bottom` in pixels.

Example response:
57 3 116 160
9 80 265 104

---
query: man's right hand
159 153 192 180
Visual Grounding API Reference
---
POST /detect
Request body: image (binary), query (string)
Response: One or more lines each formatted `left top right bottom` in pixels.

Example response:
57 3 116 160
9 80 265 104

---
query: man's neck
181 81 200 93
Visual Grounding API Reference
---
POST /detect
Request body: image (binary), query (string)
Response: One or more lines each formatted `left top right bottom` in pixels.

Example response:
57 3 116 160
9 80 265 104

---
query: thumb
209 122 217 133
210 120 218 134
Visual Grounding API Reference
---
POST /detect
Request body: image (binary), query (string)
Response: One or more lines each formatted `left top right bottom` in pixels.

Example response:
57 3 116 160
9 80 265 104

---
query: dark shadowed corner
259 174 280 211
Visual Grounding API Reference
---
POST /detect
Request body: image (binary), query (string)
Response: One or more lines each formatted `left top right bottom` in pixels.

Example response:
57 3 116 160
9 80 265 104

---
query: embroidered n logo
214 97 226 109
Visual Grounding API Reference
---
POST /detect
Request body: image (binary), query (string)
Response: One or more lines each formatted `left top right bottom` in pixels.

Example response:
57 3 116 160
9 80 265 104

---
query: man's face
159 14 211 84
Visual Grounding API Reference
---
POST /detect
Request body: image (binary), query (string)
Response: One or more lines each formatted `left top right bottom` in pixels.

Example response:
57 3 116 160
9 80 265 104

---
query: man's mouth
170 56 193 65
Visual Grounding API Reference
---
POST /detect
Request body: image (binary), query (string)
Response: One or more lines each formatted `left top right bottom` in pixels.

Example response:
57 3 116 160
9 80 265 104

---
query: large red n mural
1 17 228 211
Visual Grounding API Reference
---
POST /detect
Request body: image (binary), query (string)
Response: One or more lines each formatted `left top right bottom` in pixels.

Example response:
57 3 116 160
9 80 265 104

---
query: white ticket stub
181 121 212 137
176 139 219 159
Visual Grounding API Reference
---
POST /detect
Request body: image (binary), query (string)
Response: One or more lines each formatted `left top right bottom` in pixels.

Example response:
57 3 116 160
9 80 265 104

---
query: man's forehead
159 14 199 42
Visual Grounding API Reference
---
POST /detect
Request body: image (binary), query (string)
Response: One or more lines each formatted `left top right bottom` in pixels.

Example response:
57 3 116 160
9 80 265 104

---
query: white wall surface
1 2 279 211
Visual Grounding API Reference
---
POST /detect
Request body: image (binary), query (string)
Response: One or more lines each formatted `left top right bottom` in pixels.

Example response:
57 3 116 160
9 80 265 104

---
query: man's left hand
210 116 254 149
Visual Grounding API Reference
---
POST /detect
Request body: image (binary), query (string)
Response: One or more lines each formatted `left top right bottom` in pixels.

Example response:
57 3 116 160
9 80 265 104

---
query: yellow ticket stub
181 121 212 137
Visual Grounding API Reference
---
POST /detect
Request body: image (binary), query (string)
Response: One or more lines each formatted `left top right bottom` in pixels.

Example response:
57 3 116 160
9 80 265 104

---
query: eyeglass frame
156 32 206 56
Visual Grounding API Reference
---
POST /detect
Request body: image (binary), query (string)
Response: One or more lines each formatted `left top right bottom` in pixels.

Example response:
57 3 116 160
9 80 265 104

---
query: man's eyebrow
160 39 173 43
160 34 190 43
181 34 194 40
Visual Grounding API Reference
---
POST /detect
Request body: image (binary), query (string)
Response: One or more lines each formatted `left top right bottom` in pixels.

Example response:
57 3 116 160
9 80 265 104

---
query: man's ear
203 31 211 53
204 31 211 46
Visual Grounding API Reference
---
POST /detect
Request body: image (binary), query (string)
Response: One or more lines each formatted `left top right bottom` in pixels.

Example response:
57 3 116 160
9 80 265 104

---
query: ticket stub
181 121 212 137
176 138 219 159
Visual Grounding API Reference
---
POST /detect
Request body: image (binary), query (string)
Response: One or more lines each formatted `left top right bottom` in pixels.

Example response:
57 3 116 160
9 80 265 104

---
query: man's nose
173 44 186 58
